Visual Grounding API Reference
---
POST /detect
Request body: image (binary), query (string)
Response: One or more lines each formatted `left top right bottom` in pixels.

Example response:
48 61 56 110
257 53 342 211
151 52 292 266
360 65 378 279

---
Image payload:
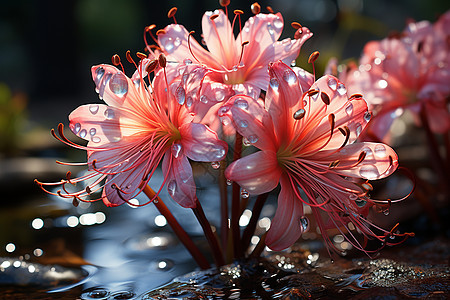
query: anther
126 50 135 65
234 9 244 15
86 186 92 194
361 182 373 191
329 113 335 129
72 198 79 207
112 54 121 66
307 89 319 97
146 59 159 73
294 29 304 39
158 53 167 68
308 51 320 64
349 93 364 101
356 151 366 165
146 24 156 32
329 160 340 168
219 0 230 7
210 14 219 21
291 22 302 30
293 108 306 120
321 92 331 105
136 52 147 60
167 7 177 19
156 29 166 36
66 171 72 181
251 2 261 14
266 6 274 13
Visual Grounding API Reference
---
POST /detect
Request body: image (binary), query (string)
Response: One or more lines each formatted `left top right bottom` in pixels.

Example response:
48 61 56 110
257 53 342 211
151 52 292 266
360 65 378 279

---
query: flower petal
180 122 228 162
266 174 304 251
225 151 281 195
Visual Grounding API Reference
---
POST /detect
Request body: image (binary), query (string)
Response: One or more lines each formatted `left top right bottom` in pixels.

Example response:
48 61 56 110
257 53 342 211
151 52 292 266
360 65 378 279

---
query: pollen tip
266 6 274 13
210 14 220 21
234 9 244 15
136 52 147 59
167 7 177 19
146 59 159 73
308 51 320 64
291 22 302 30
156 29 166 36
146 24 156 31
219 0 230 7
251 2 261 15
112 54 121 66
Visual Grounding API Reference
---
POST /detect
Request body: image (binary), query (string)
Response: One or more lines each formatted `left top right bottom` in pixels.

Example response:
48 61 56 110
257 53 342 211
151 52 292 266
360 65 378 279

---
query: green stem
192 197 225 267
143 185 210 270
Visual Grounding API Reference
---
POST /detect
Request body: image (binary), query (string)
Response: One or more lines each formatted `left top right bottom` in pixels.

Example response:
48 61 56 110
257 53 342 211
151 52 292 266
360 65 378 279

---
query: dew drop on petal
171 143 183 158
79 129 87 138
300 216 309 233
355 123 362 136
242 137 251 146
94 67 105 87
174 37 181 47
267 23 274 35
167 180 177 196
239 120 248 128
91 136 101 143
345 103 353 116
328 78 337 90
336 83 346 96
218 106 230 117
226 179 232 186
99 73 112 99
247 134 259 144
293 108 305 120
213 146 226 160
240 189 249 199
362 147 373 159
364 111 372 122
221 116 231 126
104 108 115 120
89 104 99 115
234 98 249 110
349 193 358 200
211 161 220 169
273 17 283 29
269 78 279 90
184 58 192 65
186 96 193 108
164 38 174 52
175 86 186 105
73 123 81 134
283 69 297 84
359 165 379 180
89 128 96 136
109 73 128 98
374 144 387 158
200 95 209 104
215 89 225 102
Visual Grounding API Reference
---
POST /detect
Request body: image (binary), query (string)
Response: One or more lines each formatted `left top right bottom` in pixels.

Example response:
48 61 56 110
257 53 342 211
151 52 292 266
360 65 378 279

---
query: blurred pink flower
223 61 402 252
156 8 312 119
37 62 227 208
343 11 450 141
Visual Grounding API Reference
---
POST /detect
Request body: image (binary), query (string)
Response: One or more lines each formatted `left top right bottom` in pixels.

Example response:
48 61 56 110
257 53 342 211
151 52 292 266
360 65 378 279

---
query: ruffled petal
180 122 228 162
225 151 282 195
266 174 304 251
162 152 196 208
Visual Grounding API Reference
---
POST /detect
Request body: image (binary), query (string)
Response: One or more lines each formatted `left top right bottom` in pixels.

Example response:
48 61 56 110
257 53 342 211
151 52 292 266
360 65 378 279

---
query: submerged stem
143 185 210 269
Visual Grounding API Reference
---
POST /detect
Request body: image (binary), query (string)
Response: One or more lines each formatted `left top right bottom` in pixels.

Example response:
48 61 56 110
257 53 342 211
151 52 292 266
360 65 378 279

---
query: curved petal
225 151 282 195
162 152 196 208
180 122 228 162
266 174 304 251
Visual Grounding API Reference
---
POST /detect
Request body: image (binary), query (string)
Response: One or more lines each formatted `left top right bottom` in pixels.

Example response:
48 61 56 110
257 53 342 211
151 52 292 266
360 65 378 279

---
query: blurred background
0 0 449 297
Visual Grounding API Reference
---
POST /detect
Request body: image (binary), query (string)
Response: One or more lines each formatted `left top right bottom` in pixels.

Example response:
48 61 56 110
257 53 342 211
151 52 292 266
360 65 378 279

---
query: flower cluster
37 1 426 266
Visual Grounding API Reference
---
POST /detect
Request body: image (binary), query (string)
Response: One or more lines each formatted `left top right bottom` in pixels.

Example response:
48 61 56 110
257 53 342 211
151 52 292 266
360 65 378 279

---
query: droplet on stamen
79 129 87 138
283 69 297 84
234 98 249 110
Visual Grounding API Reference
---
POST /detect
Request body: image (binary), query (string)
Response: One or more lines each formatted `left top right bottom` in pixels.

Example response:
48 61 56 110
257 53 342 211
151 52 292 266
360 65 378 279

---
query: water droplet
174 37 181 47
243 137 251 146
167 180 177 196
109 73 128 98
110 291 135 299
328 78 337 90
293 108 305 120
345 103 353 116
94 67 105 87
175 86 185 105
99 73 112 99
283 69 297 84
300 216 309 233
89 128 96 136
232 66 238 72
336 83 347 96
104 108 115 120
290 60 296 67
270 78 279 90
73 123 81 134
164 38 174 52
374 144 387 158
362 147 373 159
239 120 248 128
359 165 379 180
226 179 232 185
91 136 101 143
213 146 226 160
171 143 183 158
240 189 249 199
89 104 99 115
81 288 110 299
234 98 248 110
355 123 362 136
221 116 231 126
184 58 192 65
297 68 306 78
200 95 209 104
215 89 225 102
349 193 358 200
355 199 367 208
186 96 193 108
364 111 371 122
211 161 220 169
218 106 230 117
79 129 87 138
247 134 259 143
267 23 274 35
273 17 283 29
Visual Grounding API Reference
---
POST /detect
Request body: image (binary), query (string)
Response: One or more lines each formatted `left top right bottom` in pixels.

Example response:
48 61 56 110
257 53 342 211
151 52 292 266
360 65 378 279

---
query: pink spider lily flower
222 61 409 252
36 60 227 209
156 7 312 105
343 11 450 141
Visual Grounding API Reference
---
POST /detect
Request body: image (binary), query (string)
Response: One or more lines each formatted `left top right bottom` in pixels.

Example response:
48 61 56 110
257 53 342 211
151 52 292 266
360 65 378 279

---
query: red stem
231 133 244 258
143 185 210 270
241 193 269 253
219 160 229 251
192 197 225 267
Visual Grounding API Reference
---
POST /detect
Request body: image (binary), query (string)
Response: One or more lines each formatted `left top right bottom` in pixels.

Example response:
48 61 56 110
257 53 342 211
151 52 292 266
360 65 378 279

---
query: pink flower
37 61 227 208
343 11 450 141
157 8 312 105
223 61 402 252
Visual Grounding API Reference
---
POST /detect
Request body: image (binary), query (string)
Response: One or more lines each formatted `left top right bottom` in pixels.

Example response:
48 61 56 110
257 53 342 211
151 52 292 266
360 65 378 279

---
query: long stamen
188 31 202 64
308 51 320 82
111 54 125 73
167 7 178 24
